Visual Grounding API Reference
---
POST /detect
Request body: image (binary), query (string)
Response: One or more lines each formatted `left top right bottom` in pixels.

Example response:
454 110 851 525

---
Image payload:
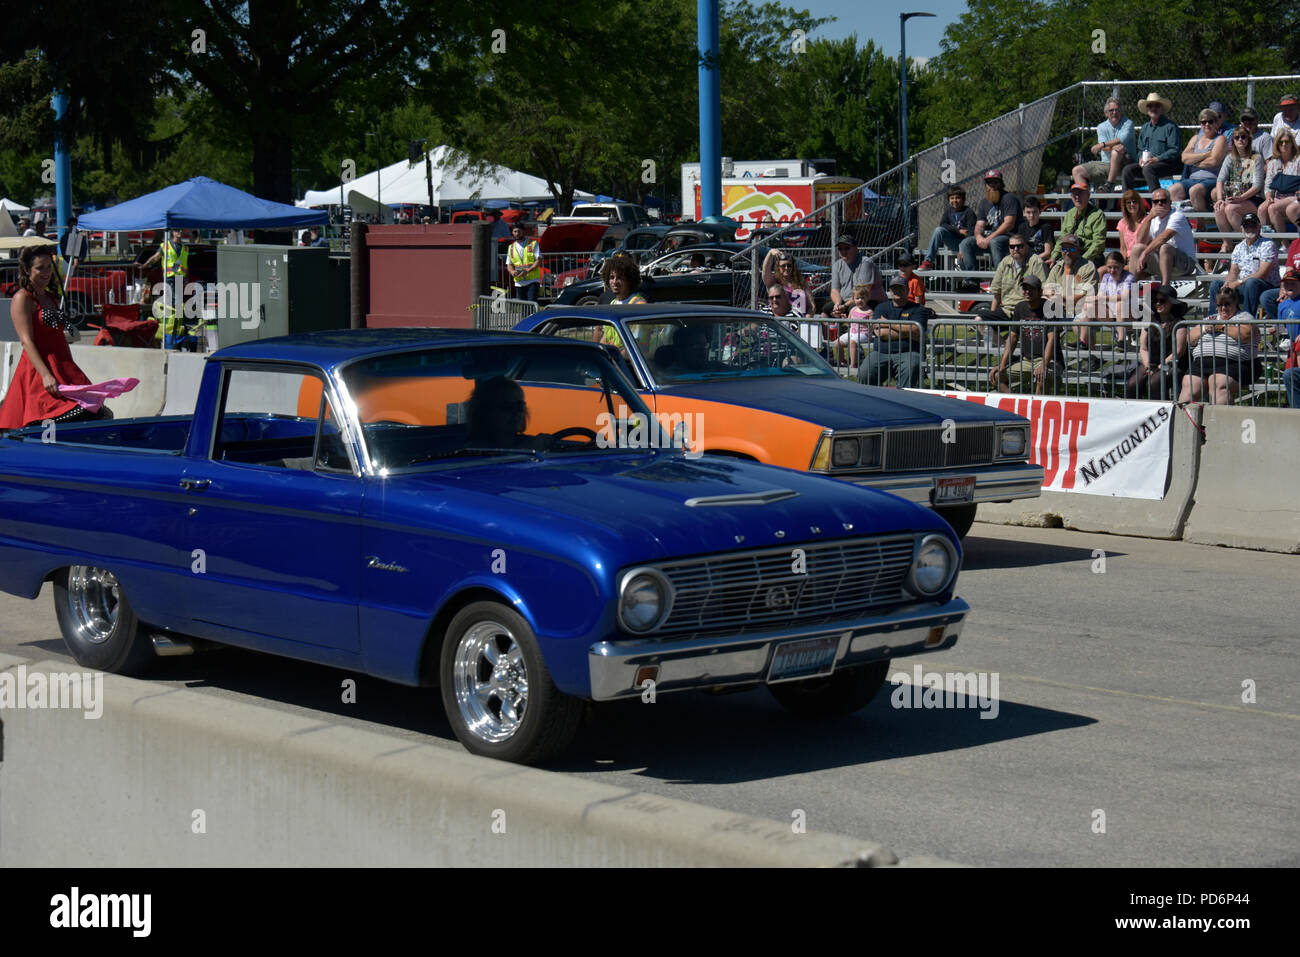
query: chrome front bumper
587 598 969 701
844 463 1045 507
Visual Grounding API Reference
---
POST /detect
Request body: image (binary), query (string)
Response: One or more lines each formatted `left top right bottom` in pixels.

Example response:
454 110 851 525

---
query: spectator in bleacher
827 234 885 315
920 186 976 271
959 169 1022 286
1270 93 1300 141
1117 190 1148 260
1180 285 1261 405
1059 180 1108 267
896 254 926 305
836 283 873 372
989 275 1062 395
1260 236 1300 323
1121 92 1183 192
1259 130 1300 235
1017 196 1055 261
1128 189 1198 285
763 282 802 318
974 234 1047 342
857 276 931 388
1045 233 1098 325
1169 109 1228 212
1212 127 1265 265
1237 108 1273 160
1082 251 1137 348
762 248 816 315
1207 212 1276 318
1277 273 1300 408
1125 284 1189 400
1073 98 1136 192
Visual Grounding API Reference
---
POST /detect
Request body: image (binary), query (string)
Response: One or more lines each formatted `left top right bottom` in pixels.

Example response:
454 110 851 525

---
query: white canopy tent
299 145 590 209
1 198 31 214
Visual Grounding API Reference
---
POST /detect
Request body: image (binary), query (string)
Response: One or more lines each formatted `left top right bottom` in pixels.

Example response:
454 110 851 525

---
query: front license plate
768 635 840 683
934 476 976 505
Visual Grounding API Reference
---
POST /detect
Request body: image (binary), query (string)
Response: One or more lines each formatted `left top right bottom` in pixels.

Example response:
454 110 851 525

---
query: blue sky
799 0 967 62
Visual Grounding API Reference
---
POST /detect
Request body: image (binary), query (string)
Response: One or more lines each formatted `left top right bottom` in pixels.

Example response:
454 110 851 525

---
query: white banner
910 390 1174 499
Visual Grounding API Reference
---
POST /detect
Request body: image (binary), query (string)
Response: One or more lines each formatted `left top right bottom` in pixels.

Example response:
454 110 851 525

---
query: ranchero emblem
366 556 409 573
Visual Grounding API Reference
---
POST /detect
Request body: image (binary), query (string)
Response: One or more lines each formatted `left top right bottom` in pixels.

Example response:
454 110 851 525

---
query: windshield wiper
404 447 543 466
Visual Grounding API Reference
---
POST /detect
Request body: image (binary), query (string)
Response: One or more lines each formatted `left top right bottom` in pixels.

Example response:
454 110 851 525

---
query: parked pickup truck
548 202 652 239
0 328 971 764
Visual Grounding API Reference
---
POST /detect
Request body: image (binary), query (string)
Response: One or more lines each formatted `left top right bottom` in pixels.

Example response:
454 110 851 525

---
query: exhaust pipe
151 634 195 657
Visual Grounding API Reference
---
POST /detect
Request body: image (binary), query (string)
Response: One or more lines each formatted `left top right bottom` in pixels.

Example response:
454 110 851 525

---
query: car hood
388 451 950 565
659 376 1019 431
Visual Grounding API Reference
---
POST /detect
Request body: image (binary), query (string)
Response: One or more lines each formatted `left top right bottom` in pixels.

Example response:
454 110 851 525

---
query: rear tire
768 660 891 718
52 566 155 675
439 601 584 764
936 504 977 539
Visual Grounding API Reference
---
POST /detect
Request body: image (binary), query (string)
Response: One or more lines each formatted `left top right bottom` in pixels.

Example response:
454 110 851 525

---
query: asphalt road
2 523 1296 867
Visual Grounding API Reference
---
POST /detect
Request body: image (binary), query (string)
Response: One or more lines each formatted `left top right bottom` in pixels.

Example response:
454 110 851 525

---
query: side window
539 323 642 386
214 367 348 471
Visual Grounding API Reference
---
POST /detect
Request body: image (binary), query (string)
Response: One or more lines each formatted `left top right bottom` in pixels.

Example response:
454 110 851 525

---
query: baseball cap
1019 274 1042 290
896 253 915 266
1240 107 1259 121
836 233 855 247
1241 212 1261 228
888 274 908 289
1059 233 1080 247
1280 93 1299 106
1069 179 1091 192
1281 270 1299 283
1208 100 1228 114
984 169 1004 181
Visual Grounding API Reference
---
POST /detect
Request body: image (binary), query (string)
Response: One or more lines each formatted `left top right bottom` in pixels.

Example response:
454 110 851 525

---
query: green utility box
214 245 349 348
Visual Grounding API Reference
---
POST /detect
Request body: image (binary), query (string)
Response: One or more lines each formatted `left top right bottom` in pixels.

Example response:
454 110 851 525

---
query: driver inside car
465 376 532 448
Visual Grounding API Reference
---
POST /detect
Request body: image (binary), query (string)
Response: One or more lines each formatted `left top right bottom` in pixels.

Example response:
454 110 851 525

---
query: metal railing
473 294 539 331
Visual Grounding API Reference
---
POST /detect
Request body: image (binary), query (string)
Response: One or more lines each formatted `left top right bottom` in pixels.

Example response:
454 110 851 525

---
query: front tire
52 566 155 674
439 601 584 764
936 504 978 539
768 660 891 718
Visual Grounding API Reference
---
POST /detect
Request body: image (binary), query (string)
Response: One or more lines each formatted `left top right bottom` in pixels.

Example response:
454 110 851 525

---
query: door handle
179 478 211 492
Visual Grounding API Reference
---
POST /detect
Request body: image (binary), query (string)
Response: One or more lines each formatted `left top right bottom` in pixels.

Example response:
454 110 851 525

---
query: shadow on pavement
959 531 1124 571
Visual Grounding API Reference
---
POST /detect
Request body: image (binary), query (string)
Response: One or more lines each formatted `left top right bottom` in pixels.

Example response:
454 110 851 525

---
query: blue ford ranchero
0 328 970 764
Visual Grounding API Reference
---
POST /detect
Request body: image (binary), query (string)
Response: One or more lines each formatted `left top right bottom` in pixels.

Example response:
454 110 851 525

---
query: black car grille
882 425 996 471
654 536 916 636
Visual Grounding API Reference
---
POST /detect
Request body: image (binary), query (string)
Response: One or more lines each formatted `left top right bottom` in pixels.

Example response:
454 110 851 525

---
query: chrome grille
883 425 995 471
655 536 916 636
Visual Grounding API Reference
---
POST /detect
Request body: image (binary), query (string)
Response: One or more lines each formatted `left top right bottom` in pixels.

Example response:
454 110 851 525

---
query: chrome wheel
65 565 122 645
452 621 530 744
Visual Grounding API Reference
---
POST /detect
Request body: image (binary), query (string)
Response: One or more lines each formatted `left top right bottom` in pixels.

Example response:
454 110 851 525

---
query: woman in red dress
0 245 97 430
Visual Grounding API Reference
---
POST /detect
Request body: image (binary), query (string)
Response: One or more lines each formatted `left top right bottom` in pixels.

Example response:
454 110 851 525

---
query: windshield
338 344 676 469
627 316 837 384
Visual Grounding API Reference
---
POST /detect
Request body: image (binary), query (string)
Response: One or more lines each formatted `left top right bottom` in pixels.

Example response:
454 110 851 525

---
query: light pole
365 130 381 213
900 10 934 238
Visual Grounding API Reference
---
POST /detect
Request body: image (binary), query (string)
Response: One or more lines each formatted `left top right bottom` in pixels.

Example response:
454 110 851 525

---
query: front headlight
832 437 860 467
998 425 1028 459
618 568 674 633
906 534 957 597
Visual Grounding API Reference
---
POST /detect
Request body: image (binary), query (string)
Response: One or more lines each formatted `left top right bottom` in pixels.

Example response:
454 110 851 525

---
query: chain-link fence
729 161 915 311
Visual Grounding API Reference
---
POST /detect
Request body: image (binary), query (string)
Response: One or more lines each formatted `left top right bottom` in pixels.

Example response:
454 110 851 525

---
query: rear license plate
768 635 840 683
934 476 976 505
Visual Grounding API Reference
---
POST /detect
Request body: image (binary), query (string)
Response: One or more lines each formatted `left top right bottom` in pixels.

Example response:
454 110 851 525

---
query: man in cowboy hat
1121 92 1183 192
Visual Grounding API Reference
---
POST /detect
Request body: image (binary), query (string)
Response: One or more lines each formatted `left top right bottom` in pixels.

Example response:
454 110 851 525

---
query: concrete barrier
160 352 209 416
977 403 1202 540
1183 405 1300 553
68 345 167 418
0 341 18 402
0 654 953 867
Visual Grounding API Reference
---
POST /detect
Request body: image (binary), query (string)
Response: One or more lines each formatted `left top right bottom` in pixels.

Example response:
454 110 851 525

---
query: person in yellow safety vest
143 228 196 349
506 222 542 302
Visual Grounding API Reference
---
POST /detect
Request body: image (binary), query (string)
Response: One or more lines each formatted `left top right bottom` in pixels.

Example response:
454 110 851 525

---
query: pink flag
58 377 140 412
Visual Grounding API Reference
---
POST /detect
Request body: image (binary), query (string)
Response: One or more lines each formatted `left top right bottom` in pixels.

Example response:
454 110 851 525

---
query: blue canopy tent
78 177 327 231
